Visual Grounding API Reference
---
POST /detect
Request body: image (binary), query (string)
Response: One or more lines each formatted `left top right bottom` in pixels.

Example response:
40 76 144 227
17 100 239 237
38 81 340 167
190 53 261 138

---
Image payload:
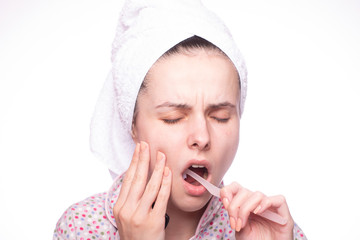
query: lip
181 159 212 196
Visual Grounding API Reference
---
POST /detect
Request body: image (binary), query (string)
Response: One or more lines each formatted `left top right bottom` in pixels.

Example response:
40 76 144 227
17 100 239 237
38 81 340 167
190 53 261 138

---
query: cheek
135 121 184 171
152 129 184 170
226 123 239 158
213 123 239 181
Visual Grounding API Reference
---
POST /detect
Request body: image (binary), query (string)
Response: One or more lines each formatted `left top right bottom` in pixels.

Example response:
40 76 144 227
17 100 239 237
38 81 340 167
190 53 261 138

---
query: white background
0 0 359 239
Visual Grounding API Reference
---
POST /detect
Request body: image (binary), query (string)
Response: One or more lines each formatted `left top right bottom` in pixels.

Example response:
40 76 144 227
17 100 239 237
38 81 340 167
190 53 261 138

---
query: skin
113 48 294 240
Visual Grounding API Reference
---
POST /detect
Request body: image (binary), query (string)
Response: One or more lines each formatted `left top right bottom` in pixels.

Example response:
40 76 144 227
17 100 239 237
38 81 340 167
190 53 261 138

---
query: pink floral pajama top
53 175 307 240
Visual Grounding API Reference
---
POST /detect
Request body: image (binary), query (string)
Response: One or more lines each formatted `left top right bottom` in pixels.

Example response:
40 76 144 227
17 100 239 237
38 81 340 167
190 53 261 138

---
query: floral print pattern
54 174 307 240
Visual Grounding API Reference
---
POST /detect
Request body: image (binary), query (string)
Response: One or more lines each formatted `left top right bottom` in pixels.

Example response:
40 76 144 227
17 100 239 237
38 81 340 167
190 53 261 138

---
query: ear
131 122 138 143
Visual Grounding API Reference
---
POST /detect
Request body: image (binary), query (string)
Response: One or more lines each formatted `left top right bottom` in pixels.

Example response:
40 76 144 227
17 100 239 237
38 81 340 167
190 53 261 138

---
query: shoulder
53 192 117 240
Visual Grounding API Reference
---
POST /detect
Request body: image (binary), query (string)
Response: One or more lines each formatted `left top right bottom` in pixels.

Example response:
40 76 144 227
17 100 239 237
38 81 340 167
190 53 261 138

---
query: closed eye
211 117 230 123
162 118 182 124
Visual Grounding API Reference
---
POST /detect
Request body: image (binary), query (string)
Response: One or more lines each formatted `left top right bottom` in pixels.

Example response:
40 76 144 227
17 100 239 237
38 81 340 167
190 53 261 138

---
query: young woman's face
132 49 240 212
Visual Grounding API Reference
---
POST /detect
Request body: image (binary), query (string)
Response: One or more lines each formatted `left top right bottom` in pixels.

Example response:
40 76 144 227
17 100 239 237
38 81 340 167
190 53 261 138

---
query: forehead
143 50 239 104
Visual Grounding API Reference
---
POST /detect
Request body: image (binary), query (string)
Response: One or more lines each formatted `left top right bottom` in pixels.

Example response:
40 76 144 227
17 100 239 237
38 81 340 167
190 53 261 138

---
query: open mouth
183 164 208 186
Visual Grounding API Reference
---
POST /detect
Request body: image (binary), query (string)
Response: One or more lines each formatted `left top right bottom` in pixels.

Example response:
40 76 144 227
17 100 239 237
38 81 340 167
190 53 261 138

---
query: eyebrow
207 102 236 110
155 102 191 109
155 101 235 110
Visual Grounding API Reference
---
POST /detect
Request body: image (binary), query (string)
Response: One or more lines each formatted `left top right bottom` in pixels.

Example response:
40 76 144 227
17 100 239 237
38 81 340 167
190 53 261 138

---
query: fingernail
164 167 170 177
140 141 147 151
157 151 165 163
222 198 229 209
253 205 262 214
236 218 242 232
230 217 236 230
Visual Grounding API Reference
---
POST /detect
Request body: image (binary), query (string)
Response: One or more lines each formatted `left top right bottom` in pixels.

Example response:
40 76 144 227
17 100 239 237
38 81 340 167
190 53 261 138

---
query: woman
54 0 306 239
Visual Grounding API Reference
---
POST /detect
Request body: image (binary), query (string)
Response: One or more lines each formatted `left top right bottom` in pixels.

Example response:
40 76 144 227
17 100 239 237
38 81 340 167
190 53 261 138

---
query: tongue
185 167 204 186
185 175 200 185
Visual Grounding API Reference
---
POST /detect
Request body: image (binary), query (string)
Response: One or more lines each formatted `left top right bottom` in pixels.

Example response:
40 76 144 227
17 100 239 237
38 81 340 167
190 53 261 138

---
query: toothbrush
184 169 288 225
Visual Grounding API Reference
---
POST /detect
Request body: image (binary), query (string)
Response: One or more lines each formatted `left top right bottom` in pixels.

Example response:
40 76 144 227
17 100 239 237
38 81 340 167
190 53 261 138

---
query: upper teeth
191 164 205 168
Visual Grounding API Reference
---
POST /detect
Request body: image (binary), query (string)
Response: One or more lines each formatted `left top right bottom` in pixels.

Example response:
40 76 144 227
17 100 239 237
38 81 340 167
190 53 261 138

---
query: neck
165 201 208 240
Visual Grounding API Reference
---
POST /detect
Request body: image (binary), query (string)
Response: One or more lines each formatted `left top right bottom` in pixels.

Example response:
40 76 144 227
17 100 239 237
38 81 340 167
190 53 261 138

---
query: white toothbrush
184 169 287 225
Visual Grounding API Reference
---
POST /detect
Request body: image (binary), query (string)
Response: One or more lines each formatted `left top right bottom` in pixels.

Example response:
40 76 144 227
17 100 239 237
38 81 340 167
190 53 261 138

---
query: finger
224 184 250 231
116 142 141 207
137 151 166 214
256 195 291 221
237 191 266 228
126 141 151 203
220 182 243 209
152 167 172 217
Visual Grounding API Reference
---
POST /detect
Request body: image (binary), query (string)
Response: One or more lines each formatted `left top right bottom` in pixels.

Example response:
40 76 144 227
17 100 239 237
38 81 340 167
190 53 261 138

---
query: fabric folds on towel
90 0 248 178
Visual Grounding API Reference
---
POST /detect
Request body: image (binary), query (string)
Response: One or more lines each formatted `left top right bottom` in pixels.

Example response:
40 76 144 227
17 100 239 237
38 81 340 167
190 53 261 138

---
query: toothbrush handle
184 169 287 225
257 210 288 225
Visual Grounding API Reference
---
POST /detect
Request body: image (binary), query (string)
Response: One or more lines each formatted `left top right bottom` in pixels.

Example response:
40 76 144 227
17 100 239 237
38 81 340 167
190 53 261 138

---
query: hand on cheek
113 142 172 240
220 182 294 240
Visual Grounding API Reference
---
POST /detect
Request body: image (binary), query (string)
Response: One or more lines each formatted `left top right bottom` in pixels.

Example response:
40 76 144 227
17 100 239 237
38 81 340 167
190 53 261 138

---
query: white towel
90 0 248 178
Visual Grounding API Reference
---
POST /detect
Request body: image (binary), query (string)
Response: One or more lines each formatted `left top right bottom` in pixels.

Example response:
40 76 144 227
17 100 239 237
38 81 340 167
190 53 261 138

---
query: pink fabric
53 175 307 240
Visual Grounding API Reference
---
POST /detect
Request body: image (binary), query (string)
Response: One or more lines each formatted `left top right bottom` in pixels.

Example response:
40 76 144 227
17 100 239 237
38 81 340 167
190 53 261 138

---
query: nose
187 115 211 151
